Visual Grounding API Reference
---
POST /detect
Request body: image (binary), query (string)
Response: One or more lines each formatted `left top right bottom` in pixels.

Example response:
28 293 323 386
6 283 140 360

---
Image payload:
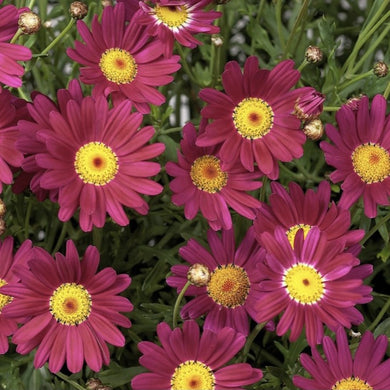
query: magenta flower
15 79 84 201
0 237 32 354
0 88 25 192
131 320 263 390
254 226 372 346
136 0 221 57
1 240 133 373
18 85 164 231
0 4 32 87
196 56 307 178
253 180 364 250
116 0 140 20
294 87 325 121
166 122 262 230
293 327 390 390
320 94 390 218
67 3 181 114
167 227 264 336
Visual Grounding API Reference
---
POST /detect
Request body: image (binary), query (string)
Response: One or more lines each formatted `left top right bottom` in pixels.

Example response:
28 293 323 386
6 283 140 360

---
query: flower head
253 180 365 250
131 320 263 390
293 327 390 390
0 4 32 87
320 94 390 218
166 122 262 230
294 87 325 121
136 0 221 57
19 85 164 231
167 227 264 336
254 227 372 346
0 88 26 193
0 237 32 354
197 56 307 179
67 3 181 114
1 240 133 373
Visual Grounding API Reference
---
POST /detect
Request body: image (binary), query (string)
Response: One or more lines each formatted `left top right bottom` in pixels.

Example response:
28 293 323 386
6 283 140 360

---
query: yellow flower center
74 142 118 186
155 5 189 28
49 283 92 325
351 143 390 184
207 264 250 308
232 97 274 139
0 279 12 313
283 263 324 304
286 224 312 248
99 48 137 84
190 155 228 193
171 360 215 390
332 377 373 390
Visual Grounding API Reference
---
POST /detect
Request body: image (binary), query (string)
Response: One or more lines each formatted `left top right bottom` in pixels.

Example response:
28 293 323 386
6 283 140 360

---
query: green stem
360 212 390 246
368 295 390 331
55 372 86 390
297 59 309 72
283 0 310 58
40 18 76 56
51 222 69 255
275 0 286 50
10 28 24 44
175 43 201 86
259 176 269 203
160 127 183 135
343 2 390 74
27 0 36 9
17 87 29 101
383 80 390 100
23 200 32 239
250 0 266 55
241 322 266 362
209 5 223 88
338 70 373 91
322 106 340 112
173 280 191 328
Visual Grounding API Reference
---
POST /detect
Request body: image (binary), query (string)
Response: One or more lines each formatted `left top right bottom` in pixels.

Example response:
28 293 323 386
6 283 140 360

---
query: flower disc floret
171 360 215 390
233 97 274 139
283 263 324 305
49 282 92 325
155 5 189 28
351 143 390 184
190 155 227 193
207 264 250 308
74 141 118 186
332 377 372 390
0 279 12 312
286 224 311 248
99 48 137 84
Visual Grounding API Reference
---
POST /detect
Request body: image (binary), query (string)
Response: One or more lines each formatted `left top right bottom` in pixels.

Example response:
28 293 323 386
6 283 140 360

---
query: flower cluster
0 0 389 389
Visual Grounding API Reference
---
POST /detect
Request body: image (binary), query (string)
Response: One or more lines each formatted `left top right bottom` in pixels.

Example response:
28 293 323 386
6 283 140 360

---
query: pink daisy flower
66 3 181 114
167 227 264 336
254 226 372 346
253 180 364 249
131 320 263 390
293 327 390 390
0 4 32 87
165 122 262 230
196 56 308 179
15 79 84 201
0 237 32 354
320 94 390 218
136 0 221 57
0 87 26 193
19 88 164 232
0 240 133 373
116 0 140 20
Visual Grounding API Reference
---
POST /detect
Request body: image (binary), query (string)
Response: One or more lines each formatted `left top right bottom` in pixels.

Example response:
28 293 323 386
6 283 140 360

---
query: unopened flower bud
69 1 88 20
187 263 210 287
18 11 41 34
0 220 6 236
101 0 113 7
211 35 223 47
0 199 5 218
345 95 363 111
294 89 325 121
373 61 388 78
305 45 323 63
303 118 324 141
86 378 103 390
